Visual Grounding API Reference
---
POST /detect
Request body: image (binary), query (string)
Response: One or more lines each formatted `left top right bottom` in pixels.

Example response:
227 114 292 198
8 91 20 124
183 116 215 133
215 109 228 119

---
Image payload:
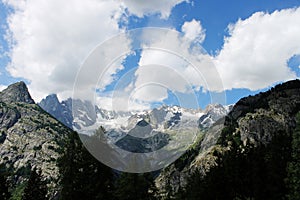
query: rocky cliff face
39 94 73 129
221 79 300 146
0 82 35 104
0 82 72 198
156 79 300 198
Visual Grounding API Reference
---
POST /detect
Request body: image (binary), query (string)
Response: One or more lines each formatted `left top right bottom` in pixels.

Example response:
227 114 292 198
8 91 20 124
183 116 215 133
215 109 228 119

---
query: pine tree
114 172 156 200
22 167 47 200
59 131 114 200
287 112 300 200
0 164 11 200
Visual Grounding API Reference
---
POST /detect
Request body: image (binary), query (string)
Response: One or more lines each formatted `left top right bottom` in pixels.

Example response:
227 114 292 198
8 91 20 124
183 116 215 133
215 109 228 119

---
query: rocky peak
39 94 61 111
0 81 35 104
204 103 225 113
38 94 74 129
198 104 229 128
0 82 72 198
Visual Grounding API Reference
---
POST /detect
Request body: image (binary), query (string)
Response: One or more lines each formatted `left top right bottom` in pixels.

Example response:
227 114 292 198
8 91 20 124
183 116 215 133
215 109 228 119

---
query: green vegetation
22 167 47 200
10 183 26 200
0 164 11 200
286 112 300 200
114 173 157 200
177 111 300 200
58 131 114 200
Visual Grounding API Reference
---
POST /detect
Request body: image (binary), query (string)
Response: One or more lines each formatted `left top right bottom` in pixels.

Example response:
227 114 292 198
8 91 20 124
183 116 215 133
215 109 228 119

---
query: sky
0 0 300 110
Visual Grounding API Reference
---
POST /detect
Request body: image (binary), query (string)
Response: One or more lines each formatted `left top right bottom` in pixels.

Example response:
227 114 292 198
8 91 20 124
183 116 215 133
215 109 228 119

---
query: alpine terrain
0 80 300 200
39 95 231 152
0 82 115 200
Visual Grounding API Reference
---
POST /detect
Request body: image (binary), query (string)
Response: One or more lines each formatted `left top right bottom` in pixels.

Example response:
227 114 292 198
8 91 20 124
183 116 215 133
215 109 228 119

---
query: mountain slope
0 82 116 200
0 82 71 198
156 79 300 199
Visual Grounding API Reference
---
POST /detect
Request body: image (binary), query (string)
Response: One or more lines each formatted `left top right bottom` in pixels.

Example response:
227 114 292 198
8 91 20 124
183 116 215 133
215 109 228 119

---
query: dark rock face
219 79 300 147
115 132 170 153
0 81 35 104
39 94 61 113
128 120 153 137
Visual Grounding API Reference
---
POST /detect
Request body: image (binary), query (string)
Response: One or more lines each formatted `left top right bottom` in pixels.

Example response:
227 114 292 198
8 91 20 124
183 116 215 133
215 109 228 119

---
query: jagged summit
39 94 73 129
39 94 60 111
39 93 232 132
0 81 35 104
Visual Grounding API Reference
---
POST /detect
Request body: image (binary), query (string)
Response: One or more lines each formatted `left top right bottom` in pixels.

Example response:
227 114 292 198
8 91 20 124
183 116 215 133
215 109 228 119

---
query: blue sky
0 0 300 110
124 0 300 52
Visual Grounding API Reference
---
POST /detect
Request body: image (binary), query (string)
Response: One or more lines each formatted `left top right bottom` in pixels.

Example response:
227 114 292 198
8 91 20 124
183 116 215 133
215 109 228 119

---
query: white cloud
73 33 132 102
181 19 205 43
131 28 225 105
122 0 188 19
6 0 300 110
0 85 7 92
96 93 150 112
133 63 189 102
215 7 300 90
4 0 128 101
3 0 192 104
91 27 220 111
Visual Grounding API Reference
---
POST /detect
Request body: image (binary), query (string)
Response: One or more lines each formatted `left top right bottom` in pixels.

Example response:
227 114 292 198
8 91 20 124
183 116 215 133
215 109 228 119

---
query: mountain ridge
155 79 300 199
39 94 231 132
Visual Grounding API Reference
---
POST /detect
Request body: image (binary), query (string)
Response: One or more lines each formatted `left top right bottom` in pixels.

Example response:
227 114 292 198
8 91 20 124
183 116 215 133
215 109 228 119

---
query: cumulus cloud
5 0 300 111
122 0 188 19
131 28 224 106
215 7 300 90
3 0 192 103
90 27 221 111
73 33 132 102
4 0 128 101
181 19 205 43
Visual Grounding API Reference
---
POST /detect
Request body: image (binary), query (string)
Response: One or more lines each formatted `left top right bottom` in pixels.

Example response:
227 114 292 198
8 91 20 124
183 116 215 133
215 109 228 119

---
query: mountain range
0 80 300 199
39 94 231 155
39 94 231 139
